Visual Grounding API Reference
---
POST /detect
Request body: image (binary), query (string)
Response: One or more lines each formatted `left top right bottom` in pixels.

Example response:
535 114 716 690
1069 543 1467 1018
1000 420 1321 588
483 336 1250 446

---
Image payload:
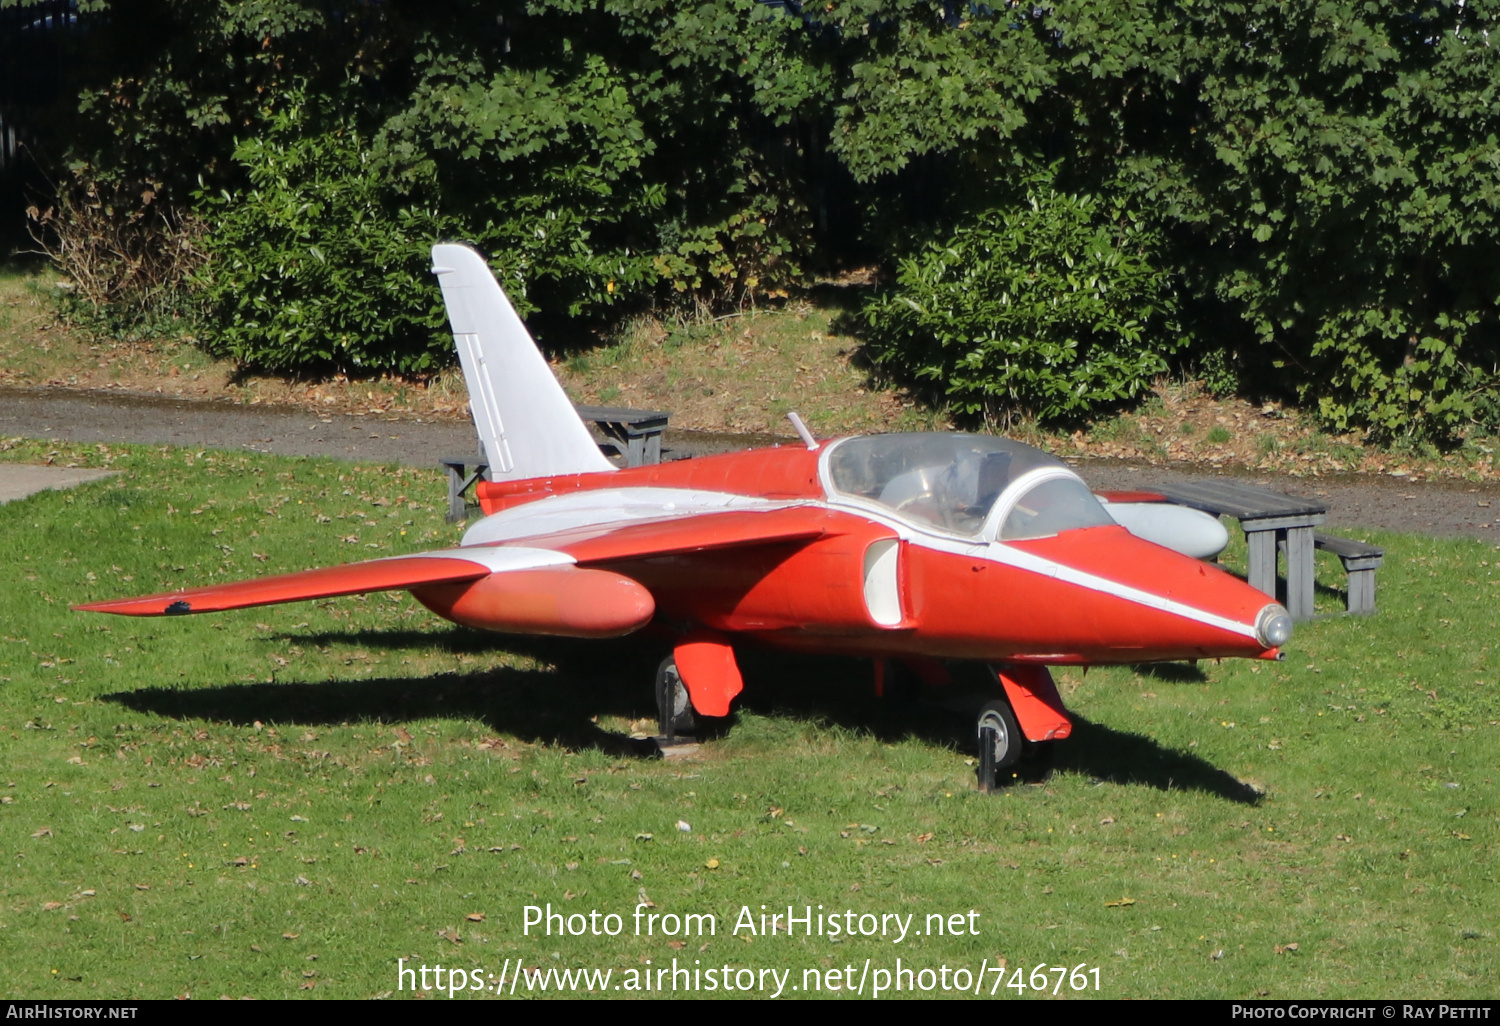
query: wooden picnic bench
576 404 670 468
1275 532 1387 615
1312 532 1385 615
441 404 670 522
440 453 490 524
1152 480 1385 619
1151 480 1328 621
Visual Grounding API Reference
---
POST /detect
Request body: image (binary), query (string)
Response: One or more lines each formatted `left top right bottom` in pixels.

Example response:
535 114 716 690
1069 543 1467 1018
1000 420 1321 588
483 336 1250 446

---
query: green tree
862 184 1183 424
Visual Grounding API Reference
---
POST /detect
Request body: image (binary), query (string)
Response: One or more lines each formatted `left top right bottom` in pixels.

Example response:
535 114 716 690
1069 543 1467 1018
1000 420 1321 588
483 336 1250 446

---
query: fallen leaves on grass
465 913 485 923
1104 897 1136 908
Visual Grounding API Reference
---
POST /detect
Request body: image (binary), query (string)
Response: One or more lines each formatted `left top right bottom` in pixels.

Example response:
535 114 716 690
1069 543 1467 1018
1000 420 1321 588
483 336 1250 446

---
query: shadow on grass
274 627 529 655
1051 715 1262 805
105 665 656 759
105 631 1261 803
731 651 1261 803
105 633 668 758
1131 662 1210 684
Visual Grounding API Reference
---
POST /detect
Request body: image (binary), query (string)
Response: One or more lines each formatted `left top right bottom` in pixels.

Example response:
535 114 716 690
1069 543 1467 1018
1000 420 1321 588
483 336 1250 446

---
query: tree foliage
807 1 1500 442
862 185 1183 424
12 0 1500 441
193 99 460 373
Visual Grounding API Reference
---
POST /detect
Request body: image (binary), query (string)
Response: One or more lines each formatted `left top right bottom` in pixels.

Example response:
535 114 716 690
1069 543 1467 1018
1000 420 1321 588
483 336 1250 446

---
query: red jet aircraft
77 244 1292 789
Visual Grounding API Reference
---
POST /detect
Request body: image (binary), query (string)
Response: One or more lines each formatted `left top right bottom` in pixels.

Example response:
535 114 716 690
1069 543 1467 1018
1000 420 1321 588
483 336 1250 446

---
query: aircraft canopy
825 433 1113 539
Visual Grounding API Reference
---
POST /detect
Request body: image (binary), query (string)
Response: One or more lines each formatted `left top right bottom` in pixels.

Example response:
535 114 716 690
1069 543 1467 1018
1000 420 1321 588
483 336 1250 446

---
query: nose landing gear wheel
655 655 697 742
976 698 1022 793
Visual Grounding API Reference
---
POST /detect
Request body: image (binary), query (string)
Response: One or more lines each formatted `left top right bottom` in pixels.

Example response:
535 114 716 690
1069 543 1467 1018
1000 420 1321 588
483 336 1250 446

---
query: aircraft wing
72 506 845 619
510 506 847 565
71 546 572 617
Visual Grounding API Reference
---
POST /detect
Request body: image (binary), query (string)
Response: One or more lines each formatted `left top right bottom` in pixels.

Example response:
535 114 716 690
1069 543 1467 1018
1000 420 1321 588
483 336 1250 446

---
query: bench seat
1313 532 1384 615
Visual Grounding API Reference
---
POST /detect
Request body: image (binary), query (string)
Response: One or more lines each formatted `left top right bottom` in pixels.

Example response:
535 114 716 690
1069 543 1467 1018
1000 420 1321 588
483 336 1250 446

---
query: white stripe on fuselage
456 486 1258 641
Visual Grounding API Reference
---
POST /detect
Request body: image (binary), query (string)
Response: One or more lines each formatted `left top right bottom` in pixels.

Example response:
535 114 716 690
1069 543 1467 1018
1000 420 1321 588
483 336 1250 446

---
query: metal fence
0 0 79 176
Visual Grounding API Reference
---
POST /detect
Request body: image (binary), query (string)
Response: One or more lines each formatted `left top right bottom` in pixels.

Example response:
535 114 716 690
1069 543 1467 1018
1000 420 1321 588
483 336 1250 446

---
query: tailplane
431 244 615 481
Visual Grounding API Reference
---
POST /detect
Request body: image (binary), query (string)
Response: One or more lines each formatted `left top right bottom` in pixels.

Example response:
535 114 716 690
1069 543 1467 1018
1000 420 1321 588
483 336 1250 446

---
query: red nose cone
1008 526 1274 661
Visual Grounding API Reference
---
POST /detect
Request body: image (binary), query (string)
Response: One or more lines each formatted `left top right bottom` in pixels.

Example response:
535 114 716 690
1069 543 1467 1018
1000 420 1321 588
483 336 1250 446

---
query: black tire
975 698 1022 792
655 655 696 740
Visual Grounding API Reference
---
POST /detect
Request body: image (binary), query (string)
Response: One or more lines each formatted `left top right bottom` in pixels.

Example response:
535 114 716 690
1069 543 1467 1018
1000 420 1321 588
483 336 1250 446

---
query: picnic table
576 404 670 468
1151 480 1328 621
441 404 670 522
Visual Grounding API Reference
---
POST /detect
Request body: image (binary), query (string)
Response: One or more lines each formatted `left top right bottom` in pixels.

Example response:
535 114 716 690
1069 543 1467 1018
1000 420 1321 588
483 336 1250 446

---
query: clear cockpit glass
825 434 1064 536
998 475 1115 540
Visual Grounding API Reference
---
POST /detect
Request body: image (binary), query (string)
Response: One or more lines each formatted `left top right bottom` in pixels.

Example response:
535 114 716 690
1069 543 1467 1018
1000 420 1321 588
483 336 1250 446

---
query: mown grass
0 438 1496 999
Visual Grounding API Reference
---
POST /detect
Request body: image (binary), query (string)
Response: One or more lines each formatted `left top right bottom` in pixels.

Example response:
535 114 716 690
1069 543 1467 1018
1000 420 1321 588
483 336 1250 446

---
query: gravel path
3 384 1497 539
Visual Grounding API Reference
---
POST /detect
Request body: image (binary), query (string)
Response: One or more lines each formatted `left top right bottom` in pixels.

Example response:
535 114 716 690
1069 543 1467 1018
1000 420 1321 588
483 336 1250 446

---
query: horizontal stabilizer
73 554 511 617
1093 489 1167 504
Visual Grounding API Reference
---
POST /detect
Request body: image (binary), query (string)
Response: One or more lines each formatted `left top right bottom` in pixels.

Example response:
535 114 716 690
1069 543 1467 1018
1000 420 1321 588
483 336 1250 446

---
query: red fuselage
469 443 1281 666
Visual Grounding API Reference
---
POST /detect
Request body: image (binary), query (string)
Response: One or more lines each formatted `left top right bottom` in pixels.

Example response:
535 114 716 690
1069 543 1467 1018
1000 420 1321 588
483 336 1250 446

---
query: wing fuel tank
1100 499 1230 560
411 567 654 638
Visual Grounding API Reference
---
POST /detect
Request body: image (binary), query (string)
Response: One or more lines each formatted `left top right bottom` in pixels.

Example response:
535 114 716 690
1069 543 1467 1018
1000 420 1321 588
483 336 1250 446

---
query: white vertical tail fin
431 243 615 481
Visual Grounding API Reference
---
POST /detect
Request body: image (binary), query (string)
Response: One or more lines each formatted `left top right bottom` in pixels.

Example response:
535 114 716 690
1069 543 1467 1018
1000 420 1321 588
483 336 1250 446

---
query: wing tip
74 601 162 617
73 597 193 617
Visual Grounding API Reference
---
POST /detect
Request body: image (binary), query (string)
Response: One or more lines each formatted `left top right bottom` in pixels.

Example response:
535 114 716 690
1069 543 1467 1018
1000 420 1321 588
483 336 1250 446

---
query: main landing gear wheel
975 698 1022 793
655 655 696 742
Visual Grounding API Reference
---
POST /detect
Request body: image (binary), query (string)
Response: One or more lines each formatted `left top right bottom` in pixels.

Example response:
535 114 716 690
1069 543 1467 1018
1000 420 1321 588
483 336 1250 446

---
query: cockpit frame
818 434 1113 544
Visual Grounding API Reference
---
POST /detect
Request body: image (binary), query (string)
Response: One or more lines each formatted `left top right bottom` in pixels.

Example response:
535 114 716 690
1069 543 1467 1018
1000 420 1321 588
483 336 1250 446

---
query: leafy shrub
1307 307 1500 445
193 104 462 374
26 167 206 342
1196 348 1240 399
861 190 1184 425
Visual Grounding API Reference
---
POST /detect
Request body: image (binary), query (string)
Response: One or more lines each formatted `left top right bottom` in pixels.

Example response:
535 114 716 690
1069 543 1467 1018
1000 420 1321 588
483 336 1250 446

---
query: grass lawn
0 438 1496 999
